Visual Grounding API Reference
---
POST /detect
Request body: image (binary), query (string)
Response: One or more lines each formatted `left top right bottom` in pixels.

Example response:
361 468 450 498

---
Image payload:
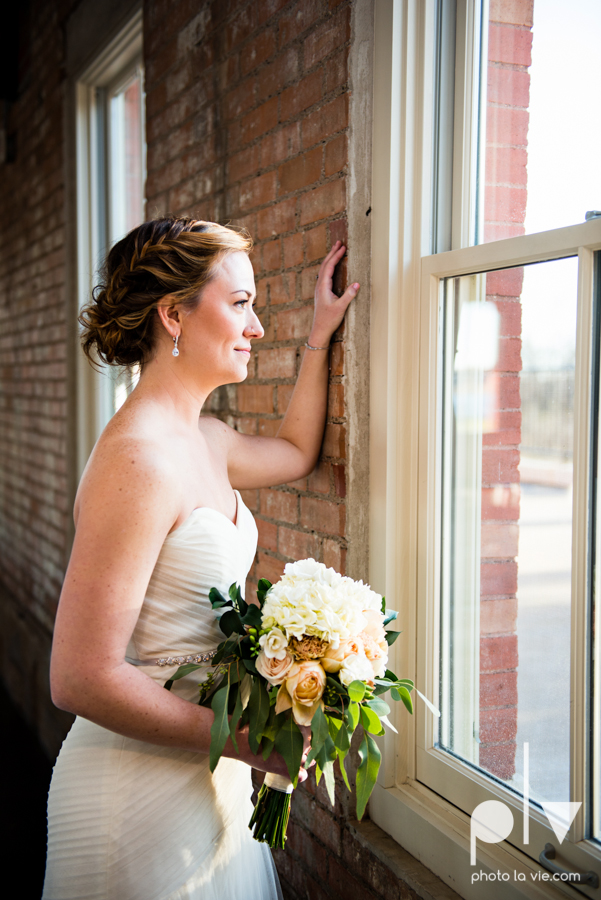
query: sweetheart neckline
166 489 243 539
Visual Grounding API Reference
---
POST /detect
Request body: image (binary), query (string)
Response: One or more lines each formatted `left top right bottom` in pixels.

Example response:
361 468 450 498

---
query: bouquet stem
248 773 294 849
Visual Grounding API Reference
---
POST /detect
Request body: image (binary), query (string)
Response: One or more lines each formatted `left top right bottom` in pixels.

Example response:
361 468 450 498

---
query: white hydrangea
339 652 375 686
261 558 383 648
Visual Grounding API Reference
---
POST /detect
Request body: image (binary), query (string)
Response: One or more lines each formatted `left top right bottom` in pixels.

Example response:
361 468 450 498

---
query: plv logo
470 743 581 865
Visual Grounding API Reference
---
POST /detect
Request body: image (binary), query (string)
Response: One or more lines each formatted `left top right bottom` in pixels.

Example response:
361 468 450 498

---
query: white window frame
369 1 601 896
75 11 144 477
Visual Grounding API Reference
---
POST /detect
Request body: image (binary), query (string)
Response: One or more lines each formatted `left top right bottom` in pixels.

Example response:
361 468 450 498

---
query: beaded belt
126 649 218 668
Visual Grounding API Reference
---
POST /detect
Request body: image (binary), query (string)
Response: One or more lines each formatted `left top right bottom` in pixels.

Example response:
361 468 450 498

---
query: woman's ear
156 298 181 338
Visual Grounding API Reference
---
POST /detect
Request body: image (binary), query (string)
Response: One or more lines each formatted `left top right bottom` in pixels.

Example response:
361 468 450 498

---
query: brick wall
0 0 75 756
479 0 533 779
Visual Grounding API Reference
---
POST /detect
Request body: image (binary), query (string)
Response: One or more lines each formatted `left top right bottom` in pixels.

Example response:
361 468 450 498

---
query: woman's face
181 251 264 386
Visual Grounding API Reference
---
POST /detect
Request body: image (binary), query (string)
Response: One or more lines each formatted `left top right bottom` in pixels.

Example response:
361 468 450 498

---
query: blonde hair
79 216 253 367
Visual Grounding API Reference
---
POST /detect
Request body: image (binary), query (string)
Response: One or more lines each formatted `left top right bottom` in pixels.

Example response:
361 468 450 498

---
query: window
75 12 145 475
370 0 601 894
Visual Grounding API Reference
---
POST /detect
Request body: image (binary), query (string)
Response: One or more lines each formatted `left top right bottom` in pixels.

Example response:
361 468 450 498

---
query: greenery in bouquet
164 558 414 849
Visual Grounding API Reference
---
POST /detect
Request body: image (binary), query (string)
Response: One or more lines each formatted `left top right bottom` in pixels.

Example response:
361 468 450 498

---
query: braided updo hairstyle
79 216 253 367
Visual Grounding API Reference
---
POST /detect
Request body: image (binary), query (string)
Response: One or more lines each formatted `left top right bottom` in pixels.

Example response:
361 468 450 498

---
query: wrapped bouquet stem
165 558 414 849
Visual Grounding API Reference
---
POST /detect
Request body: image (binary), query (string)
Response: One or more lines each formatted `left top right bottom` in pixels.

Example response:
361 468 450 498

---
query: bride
43 216 358 899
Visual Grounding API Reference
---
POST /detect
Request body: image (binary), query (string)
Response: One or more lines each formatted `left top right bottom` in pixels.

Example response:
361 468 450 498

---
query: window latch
585 210 601 221
539 843 599 888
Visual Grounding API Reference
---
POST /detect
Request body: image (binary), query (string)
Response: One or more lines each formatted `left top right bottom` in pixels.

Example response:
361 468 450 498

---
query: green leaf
327 715 350 752
242 657 258 675
311 704 330 747
360 704 385 735
248 677 271 755
213 634 238 665
257 578 272 593
391 685 414 714
336 748 352 791
219 609 245 637
325 676 348 697
321 758 336 806
314 735 337 782
228 686 243 753
261 736 275 761
209 587 228 608
164 679 174 691
356 732 381 820
241 603 262 630
167 662 204 683
366 698 391 717
274 717 304 786
381 596 386 614
385 669 398 682
209 682 231 772
345 701 360 733
385 630 401 646
347 681 366 702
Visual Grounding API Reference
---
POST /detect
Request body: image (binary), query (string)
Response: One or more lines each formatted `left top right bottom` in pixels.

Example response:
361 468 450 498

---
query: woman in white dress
44 216 358 899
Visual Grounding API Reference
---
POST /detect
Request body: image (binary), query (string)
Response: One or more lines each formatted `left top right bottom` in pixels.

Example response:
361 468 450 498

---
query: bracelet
305 341 330 350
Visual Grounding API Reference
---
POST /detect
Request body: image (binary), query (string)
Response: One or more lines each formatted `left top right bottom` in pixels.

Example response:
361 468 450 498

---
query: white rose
339 652 375 686
258 627 289 660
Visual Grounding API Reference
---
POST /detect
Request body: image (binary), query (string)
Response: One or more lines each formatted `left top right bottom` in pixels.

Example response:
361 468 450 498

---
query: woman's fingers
317 241 346 285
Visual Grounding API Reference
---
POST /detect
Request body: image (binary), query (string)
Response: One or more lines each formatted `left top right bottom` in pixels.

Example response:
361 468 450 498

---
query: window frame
369 0 601 894
75 11 144 478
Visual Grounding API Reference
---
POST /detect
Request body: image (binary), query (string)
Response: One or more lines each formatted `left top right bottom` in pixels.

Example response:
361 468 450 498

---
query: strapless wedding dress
43 491 282 900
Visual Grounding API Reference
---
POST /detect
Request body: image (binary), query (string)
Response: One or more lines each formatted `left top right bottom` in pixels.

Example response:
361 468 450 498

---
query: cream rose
339 652 375 687
255 649 295 685
358 632 388 677
258 627 288 660
321 637 364 673
275 660 326 726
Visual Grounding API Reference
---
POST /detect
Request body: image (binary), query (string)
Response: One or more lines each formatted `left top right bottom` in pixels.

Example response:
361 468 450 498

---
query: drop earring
172 334 180 357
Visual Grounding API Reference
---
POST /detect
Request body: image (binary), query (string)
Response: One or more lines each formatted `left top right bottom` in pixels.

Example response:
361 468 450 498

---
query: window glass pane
109 68 145 244
479 0 601 243
439 256 578 806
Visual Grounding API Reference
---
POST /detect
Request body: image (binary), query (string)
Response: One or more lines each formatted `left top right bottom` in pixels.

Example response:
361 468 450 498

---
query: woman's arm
225 241 359 488
51 438 303 778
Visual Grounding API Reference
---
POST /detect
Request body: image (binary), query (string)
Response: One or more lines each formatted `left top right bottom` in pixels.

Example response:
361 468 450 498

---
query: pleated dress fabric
43 491 282 900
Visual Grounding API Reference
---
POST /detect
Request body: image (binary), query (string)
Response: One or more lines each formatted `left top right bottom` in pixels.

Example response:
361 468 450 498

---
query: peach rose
361 610 388 650
358 632 388 677
256 649 295 685
275 660 326 726
321 636 364 673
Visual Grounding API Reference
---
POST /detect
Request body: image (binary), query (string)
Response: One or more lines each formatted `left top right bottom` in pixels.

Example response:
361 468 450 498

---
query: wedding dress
43 490 282 900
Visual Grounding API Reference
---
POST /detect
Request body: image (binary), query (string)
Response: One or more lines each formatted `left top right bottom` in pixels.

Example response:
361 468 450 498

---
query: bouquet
165 558 413 848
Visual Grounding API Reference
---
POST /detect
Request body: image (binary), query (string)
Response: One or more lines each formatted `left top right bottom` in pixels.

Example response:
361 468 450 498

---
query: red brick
285 821 328 882
224 5 256 53
301 264 321 300
486 267 524 297
495 336 522 372
278 526 320 560
330 341 344 376
302 94 348 148
276 306 313 341
482 448 519 483
489 0 533 27
238 384 274 413
279 148 322 196
257 198 297 239
303 6 350 69
481 560 517 597
486 106 529 148
307 460 330 493
328 856 378 900
283 233 303 268
490 299 521 337
306 223 328 261
240 97 279 145
333 464 346 498
329 217 348 247
480 634 518 671
479 743 516 781
240 28 276 76
259 418 280 436
281 70 323 121
488 23 532 67
481 522 519 558
256 0 290 26
278 0 322 48
239 171 277 209
483 223 525 242
324 47 348 92
485 146 528 187
260 488 299 523
224 79 256 121
485 185 527 225
256 551 286 583
260 122 302 167
266 272 294 305
497 374 520 409
325 132 347 176
277 384 295 414
262 238 281 272
487 66 530 109
480 597 517 635
328 383 344 417
322 423 346 459
300 179 346 225
292 788 342 854
300 496 345 535
258 347 297 378
257 48 299 101
239 488 259 512
234 416 258 435
257 517 278 551
482 485 520 520
480 671 518 707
